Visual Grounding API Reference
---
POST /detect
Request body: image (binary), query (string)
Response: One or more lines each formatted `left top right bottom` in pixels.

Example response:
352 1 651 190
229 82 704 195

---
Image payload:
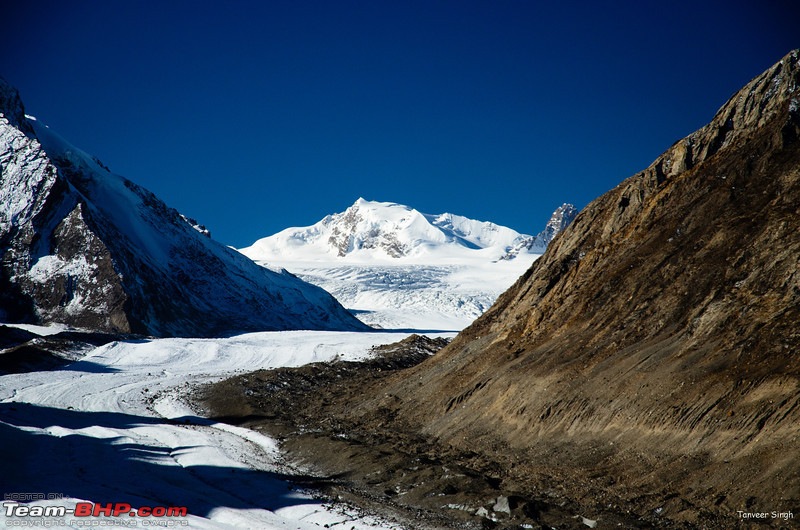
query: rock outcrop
500 203 577 259
340 51 800 525
0 79 368 336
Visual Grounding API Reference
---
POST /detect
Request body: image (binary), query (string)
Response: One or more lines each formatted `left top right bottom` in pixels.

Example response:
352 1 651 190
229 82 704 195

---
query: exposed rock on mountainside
533 202 577 247
0 325 127 375
269 51 800 526
0 79 367 336
500 203 577 260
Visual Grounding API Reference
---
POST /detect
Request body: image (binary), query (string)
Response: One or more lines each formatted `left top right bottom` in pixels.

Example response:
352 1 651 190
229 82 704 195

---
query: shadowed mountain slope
0 79 367 337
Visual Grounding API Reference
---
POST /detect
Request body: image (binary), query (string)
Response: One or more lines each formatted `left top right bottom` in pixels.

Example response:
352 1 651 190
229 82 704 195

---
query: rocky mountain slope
0 79 367 337
240 199 576 330
318 51 800 525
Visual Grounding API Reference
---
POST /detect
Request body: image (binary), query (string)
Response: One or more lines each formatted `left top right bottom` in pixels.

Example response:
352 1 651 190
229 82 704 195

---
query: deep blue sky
2 1 797 247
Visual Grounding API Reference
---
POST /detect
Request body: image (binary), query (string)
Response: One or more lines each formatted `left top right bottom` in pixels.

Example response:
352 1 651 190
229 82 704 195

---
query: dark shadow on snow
56 359 122 373
376 327 459 334
0 402 323 517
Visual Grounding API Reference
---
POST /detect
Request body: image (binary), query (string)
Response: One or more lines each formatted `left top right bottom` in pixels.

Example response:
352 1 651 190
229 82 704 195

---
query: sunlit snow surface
0 330 454 529
275 260 538 330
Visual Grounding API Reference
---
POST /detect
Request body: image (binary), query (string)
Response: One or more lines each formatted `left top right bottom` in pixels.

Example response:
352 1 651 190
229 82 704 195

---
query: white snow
1 321 73 336
275 260 536 330
0 115 58 235
0 330 452 529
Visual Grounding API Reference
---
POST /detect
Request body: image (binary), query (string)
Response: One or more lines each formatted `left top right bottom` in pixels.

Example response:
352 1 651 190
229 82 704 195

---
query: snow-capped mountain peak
241 198 543 264
239 199 576 330
324 198 445 258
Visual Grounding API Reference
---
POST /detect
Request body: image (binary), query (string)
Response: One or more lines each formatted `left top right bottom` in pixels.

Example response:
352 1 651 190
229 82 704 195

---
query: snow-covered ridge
241 198 568 265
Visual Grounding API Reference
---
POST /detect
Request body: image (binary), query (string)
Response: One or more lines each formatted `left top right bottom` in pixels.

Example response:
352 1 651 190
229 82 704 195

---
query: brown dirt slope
337 51 800 526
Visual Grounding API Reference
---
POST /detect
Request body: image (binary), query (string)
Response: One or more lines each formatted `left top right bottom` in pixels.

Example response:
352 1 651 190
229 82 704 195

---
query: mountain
321 51 800 523
241 197 571 263
240 199 576 330
0 79 367 337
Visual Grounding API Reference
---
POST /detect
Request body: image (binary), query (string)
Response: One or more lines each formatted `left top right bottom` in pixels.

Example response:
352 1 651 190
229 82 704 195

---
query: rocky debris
198 335 650 529
0 325 131 374
0 78 367 337
202 334 449 428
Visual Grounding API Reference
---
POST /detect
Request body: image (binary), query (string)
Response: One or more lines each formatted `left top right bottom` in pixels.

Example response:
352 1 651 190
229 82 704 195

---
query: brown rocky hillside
340 51 800 526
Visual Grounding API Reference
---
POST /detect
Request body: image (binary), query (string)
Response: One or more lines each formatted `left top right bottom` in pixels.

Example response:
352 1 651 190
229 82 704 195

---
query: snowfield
273 261 536 330
0 329 454 529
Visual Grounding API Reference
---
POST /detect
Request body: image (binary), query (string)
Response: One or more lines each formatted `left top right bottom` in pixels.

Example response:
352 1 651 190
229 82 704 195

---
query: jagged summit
536 202 577 246
0 78 32 135
0 81 367 336
609 49 800 222
499 203 577 259
241 198 574 264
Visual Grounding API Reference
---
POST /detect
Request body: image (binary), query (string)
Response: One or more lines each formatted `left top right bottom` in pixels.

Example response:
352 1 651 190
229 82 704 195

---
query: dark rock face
498 203 577 260
336 51 800 524
11 200 132 332
0 325 128 375
0 78 367 336
533 202 577 248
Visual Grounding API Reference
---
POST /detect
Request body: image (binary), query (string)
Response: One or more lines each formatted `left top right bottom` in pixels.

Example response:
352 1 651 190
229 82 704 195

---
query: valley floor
195 337 799 530
0 328 453 529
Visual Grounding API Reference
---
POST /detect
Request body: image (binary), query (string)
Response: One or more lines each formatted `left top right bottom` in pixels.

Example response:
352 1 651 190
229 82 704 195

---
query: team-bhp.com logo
4 501 188 526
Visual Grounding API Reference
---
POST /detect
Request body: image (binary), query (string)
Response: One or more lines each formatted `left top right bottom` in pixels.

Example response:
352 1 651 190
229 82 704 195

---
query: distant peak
351 197 400 208
0 78 34 136
242 198 565 263
551 203 578 223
